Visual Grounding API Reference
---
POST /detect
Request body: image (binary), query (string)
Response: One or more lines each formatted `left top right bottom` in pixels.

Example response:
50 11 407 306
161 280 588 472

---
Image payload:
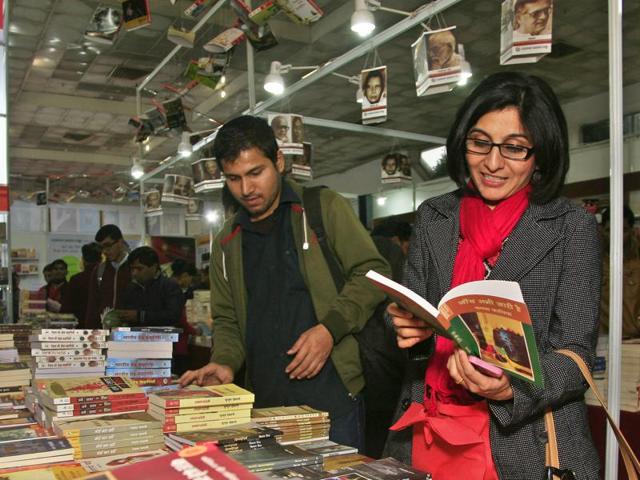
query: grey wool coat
383 190 602 480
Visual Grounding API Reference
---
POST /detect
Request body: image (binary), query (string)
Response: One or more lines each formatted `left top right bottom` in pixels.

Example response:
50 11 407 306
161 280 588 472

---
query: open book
366 270 543 387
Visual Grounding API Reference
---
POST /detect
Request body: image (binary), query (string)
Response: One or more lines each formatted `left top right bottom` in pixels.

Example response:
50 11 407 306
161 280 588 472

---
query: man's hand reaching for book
179 363 234 387
388 302 434 349
448 349 514 401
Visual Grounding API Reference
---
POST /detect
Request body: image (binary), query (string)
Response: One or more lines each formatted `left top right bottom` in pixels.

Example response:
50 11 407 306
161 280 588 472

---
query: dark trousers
328 395 365 452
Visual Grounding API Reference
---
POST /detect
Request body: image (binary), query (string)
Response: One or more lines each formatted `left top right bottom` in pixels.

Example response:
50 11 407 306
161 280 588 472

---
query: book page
365 270 449 337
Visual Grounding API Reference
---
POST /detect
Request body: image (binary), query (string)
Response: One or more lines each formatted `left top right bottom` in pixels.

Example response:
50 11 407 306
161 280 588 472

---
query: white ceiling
6 0 640 203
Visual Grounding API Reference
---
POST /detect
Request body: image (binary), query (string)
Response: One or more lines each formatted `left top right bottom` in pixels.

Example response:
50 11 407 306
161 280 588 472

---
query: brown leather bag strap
544 349 640 480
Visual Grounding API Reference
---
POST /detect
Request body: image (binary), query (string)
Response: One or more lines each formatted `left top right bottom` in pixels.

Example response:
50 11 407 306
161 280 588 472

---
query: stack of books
165 422 280 452
0 323 32 359
225 441 323 473
0 437 74 470
147 384 254 433
29 329 108 379
19 289 47 319
53 412 164 460
106 327 179 384
329 457 431 479
295 439 358 459
0 362 31 400
0 422 56 443
587 337 640 412
251 405 330 444
79 449 169 473
32 376 148 429
0 332 18 362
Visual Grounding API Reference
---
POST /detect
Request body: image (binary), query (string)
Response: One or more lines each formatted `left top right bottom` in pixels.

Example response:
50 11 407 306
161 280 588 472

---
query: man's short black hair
51 259 68 269
601 205 635 229
171 259 197 277
128 246 159 268
372 220 412 242
212 116 278 170
446 71 568 204
43 264 53 272
95 224 123 242
82 243 102 264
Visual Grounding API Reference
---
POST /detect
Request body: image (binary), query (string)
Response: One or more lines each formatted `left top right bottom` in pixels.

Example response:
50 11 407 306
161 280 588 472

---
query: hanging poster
381 152 412 185
186 198 204 221
144 189 162 217
162 174 192 205
289 142 313 180
121 0 151 32
204 28 245 54
361 66 387 125
412 27 461 96
500 0 553 65
192 158 224 193
268 113 304 155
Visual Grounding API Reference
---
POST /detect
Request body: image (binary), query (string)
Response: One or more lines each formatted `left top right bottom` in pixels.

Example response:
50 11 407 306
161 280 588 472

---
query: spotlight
351 0 375 37
377 195 387 206
177 131 193 157
130 160 144 179
264 61 285 95
205 210 219 223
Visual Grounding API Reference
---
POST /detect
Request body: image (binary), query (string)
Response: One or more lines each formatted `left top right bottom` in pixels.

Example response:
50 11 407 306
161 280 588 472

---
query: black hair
514 0 546 12
51 259 68 269
362 69 385 90
212 116 278 170
95 224 123 242
43 264 53 272
128 246 159 268
82 243 102 264
171 259 197 277
446 71 568 204
601 205 636 228
382 153 398 167
372 220 412 242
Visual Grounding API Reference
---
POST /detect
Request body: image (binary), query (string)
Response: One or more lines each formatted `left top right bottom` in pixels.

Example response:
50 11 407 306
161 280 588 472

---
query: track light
205 210 219 223
356 86 364 103
351 0 375 37
177 131 193 157
376 195 387 206
130 159 144 179
264 61 285 95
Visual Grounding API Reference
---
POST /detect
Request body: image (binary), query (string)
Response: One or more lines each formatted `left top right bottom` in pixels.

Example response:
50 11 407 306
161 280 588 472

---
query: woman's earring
532 169 542 184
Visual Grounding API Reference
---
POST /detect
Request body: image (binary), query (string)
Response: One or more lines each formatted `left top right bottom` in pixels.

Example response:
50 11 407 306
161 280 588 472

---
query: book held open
365 270 543 387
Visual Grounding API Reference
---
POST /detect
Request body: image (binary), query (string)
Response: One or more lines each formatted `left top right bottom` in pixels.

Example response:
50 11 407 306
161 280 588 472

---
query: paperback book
365 270 543 387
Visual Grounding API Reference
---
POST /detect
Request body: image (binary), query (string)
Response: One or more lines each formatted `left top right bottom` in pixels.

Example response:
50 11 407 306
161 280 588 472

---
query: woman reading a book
384 72 601 479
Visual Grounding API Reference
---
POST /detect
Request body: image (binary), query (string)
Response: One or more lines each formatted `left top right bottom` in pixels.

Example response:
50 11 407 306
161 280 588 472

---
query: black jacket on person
121 273 183 327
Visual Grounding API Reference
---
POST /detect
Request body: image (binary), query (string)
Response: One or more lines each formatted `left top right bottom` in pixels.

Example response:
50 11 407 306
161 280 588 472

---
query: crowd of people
17 71 636 478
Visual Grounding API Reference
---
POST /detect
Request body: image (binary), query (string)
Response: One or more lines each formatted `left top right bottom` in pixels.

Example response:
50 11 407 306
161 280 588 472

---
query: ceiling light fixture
205 210 219 223
351 0 376 37
177 131 193 157
376 195 387 206
130 158 144 179
264 61 320 95
457 44 473 86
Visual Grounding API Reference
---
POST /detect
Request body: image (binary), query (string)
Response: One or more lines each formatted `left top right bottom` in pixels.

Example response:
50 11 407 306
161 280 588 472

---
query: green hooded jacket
209 179 391 396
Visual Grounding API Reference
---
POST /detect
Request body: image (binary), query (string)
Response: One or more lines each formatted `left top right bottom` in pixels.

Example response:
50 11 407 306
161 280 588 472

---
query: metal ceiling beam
247 0 464 116
18 92 137 116
264 112 446 145
11 147 130 166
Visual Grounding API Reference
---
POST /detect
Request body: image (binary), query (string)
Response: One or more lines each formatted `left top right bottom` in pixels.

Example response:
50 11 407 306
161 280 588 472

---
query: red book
82 443 259 479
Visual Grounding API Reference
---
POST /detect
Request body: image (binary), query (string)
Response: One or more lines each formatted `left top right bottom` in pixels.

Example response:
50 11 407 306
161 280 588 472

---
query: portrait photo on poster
162 174 191 204
361 66 388 125
381 152 412 184
269 114 291 145
185 198 204 220
192 158 224 193
426 27 461 71
513 0 553 37
144 189 162 217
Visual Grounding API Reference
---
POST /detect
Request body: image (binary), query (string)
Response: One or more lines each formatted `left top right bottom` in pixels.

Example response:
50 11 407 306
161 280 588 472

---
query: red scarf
451 185 531 288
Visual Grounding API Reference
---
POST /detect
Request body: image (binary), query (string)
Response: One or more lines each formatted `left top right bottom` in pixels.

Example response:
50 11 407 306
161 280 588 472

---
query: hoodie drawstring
302 209 309 250
222 251 228 281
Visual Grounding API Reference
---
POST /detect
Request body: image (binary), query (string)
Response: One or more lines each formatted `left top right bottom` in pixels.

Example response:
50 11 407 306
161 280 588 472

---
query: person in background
119 246 183 327
44 259 68 313
179 115 390 451
61 242 102 328
85 224 132 329
385 72 601 479
600 205 640 338
193 265 210 291
170 259 202 375
371 219 413 281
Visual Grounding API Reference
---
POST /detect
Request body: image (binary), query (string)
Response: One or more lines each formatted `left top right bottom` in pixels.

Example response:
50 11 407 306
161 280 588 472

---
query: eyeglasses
545 466 576 480
523 6 551 20
465 137 535 161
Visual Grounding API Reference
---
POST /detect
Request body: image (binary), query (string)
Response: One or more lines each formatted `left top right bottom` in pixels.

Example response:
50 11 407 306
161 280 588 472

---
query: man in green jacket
180 115 390 450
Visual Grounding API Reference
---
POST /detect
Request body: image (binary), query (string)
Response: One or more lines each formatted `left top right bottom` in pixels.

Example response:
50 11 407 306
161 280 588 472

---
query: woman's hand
447 349 514 401
388 302 434 349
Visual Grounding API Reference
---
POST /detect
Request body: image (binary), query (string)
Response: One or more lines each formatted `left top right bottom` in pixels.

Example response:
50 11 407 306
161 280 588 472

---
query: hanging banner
192 158 224 193
269 113 304 155
186 198 204 221
162 174 192 205
121 0 151 32
500 0 553 65
144 189 162 217
381 152 412 185
361 66 387 125
412 27 461 96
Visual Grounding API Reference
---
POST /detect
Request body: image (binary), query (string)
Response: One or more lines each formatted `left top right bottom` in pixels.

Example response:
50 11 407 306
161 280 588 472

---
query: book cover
0 424 55 443
66 429 162 448
110 331 179 342
365 270 544 387
150 408 250 424
32 349 105 357
79 449 168 472
35 376 146 405
55 412 161 438
148 402 252 417
0 464 88 479
112 326 182 333
275 0 323 24
295 439 358 458
80 443 259 479
106 359 172 369
0 416 37 429
162 416 249 433
0 437 73 462
251 405 328 423
44 401 149 418
73 441 165 460
0 362 30 372
105 368 172 378
340 457 431 480
122 0 151 31
149 384 254 409
167 423 280 446
227 443 322 472
31 342 107 350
